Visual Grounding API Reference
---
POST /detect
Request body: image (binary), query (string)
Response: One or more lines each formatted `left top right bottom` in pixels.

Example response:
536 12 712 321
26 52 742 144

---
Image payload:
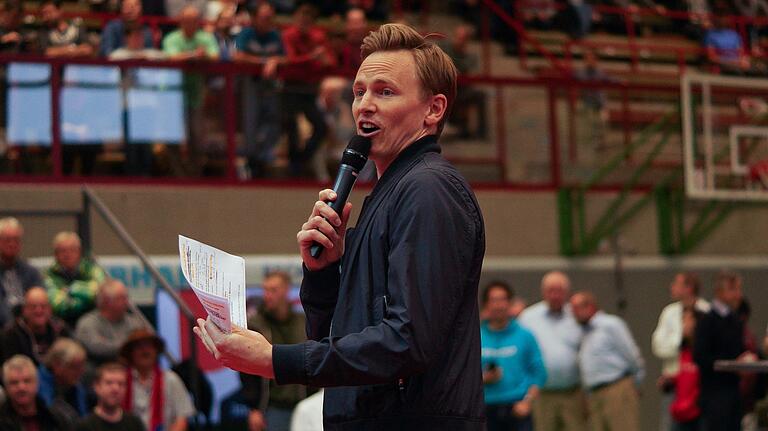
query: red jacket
671 346 701 422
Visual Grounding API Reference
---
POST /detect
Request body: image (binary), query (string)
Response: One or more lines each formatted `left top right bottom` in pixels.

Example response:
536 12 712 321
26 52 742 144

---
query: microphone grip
309 166 359 259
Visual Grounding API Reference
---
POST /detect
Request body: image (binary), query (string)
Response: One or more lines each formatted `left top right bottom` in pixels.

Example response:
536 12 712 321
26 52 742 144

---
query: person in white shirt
290 389 323 431
651 272 710 431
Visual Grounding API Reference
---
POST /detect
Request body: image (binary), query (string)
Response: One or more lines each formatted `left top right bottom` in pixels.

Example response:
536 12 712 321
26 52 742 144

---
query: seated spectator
0 287 70 366
37 0 93 57
233 2 284 178
99 0 154 57
119 329 195 431
162 5 219 177
76 362 144 431
281 4 336 177
480 281 546 431
37 338 90 426
0 354 69 431
108 24 165 60
44 231 106 327
704 14 752 74
441 25 487 141
0 217 42 328
75 279 145 367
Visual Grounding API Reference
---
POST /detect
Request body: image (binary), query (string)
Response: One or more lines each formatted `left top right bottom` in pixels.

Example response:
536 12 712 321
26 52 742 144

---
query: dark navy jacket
273 135 486 430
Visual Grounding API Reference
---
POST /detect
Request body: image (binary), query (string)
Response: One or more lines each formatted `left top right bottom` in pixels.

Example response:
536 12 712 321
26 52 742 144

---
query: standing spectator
574 50 614 154
108 24 165 60
481 281 547 431
233 2 284 178
76 362 145 431
440 24 487 140
244 271 306 431
119 329 195 431
37 0 93 57
337 8 367 73
280 4 336 177
652 272 710 431
704 14 752 75
162 5 219 176
213 7 237 62
669 307 702 431
0 287 70 366
99 0 154 57
0 354 69 431
37 338 90 427
694 271 755 431
0 217 42 328
518 271 587 431
570 291 644 431
75 279 145 367
44 231 106 327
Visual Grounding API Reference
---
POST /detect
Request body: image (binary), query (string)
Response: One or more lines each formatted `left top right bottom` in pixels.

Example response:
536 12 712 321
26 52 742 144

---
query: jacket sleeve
652 305 681 362
273 170 480 387
299 262 341 341
526 332 548 388
610 319 646 385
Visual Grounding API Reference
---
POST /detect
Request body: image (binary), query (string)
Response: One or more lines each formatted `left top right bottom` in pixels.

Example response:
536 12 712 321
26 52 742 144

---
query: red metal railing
0 53 693 192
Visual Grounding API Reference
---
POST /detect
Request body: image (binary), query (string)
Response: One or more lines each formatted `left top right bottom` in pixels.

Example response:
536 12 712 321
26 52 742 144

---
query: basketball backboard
682 72 768 201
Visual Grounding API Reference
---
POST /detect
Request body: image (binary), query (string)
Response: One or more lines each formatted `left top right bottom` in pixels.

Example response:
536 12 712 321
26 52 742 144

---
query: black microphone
310 135 372 259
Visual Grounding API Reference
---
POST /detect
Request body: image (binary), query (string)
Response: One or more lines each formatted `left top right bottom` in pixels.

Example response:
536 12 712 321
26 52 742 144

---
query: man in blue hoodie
481 281 547 431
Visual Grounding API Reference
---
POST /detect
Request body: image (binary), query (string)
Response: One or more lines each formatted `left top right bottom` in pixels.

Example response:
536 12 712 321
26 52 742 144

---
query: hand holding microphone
297 136 371 270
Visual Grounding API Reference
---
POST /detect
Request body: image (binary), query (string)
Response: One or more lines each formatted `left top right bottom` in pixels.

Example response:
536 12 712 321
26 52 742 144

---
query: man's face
22 289 51 329
122 0 142 21
570 295 594 325
94 370 126 409
180 10 200 37
0 226 21 262
130 340 158 370
41 3 60 24
253 4 274 31
353 50 434 167
262 276 289 313
54 239 81 272
345 10 367 43
542 279 569 312
103 283 129 318
53 356 85 387
718 279 743 310
4 367 37 408
484 286 511 323
670 274 690 301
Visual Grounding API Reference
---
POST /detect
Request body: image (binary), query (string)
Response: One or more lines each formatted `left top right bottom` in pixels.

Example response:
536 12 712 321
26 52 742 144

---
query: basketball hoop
749 159 768 189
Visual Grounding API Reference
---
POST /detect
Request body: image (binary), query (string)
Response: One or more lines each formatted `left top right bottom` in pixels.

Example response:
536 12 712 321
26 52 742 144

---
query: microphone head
341 135 371 172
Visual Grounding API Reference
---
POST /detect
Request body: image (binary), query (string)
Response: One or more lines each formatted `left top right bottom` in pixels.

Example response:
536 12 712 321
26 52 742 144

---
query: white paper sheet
178 235 247 333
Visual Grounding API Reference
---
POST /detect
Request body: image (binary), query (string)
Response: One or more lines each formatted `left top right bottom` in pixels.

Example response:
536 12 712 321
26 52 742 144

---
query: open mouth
358 121 381 137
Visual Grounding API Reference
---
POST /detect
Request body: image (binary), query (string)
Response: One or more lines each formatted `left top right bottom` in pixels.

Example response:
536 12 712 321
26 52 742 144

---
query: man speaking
195 23 486 430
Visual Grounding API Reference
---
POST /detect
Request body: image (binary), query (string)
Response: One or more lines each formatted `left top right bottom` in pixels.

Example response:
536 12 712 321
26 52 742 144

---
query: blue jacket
273 136 486 430
37 365 89 418
481 320 547 405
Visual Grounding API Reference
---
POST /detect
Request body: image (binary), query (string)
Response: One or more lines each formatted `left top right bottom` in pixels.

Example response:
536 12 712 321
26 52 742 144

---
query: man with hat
119 329 195 431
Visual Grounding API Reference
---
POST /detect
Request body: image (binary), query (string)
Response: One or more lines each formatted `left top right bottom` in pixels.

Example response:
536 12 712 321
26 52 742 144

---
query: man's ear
424 94 448 129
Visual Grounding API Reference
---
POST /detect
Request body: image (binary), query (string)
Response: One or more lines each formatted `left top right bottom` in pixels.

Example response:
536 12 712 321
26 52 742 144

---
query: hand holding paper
179 235 247 333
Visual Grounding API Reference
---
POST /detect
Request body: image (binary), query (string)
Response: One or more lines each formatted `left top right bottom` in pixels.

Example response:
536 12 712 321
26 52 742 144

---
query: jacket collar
374 135 440 189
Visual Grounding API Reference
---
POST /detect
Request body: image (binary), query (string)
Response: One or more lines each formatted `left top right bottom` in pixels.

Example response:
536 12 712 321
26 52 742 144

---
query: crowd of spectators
3 212 768 431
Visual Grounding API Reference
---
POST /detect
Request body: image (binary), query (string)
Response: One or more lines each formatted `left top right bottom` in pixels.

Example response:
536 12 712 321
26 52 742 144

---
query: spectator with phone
481 281 546 431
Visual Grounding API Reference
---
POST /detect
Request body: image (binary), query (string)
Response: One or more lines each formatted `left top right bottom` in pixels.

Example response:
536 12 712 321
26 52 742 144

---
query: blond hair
0 217 22 236
360 23 457 135
52 231 81 249
44 338 86 368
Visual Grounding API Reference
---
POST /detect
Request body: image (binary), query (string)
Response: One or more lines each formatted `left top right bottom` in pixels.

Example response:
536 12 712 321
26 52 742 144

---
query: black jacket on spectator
0 397 70 431
0 316 71 365
0 260 43 327
273 136 486 430
693 305 745 431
